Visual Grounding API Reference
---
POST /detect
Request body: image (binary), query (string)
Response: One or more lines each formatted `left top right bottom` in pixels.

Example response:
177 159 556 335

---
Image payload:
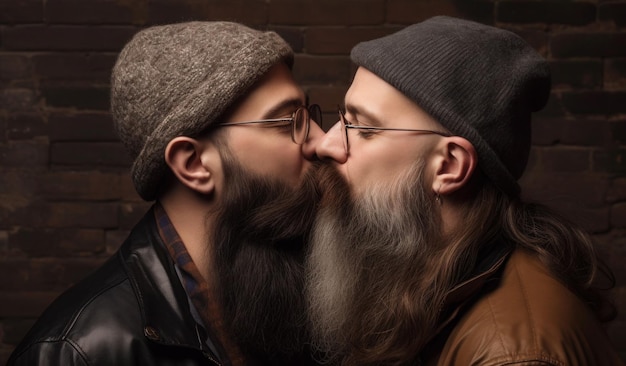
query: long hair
337 174 509 366
502 193 616 322
327 172 616 366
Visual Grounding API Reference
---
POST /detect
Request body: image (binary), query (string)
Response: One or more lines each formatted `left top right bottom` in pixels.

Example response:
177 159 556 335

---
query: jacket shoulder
438 250 624 366
7 253 143 365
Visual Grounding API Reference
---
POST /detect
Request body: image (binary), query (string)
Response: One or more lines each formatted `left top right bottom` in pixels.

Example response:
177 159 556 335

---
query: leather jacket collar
120 208 222 365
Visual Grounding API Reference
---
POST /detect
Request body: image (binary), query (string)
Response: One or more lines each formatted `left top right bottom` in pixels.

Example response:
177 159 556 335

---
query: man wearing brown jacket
308 16 624 366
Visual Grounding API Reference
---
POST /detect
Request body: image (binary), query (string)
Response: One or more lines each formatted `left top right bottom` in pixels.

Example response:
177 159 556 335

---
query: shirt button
144 326 160 341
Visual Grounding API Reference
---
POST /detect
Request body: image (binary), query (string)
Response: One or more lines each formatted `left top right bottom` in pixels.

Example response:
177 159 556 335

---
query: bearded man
9 22 323 366
308 16 624 366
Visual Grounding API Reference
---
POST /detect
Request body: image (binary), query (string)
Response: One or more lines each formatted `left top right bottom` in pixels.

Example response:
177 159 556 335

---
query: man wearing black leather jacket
8 21 324 366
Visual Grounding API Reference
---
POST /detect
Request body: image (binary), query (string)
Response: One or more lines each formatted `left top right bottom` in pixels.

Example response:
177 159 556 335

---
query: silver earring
435 186 443 205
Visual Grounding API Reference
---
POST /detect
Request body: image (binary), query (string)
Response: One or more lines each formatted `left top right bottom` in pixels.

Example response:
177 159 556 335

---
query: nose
315 121 348 163
301 120 325 161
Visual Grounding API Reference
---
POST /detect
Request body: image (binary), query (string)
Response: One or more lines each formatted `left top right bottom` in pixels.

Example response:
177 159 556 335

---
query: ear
165 136 217 195
431 137 477 196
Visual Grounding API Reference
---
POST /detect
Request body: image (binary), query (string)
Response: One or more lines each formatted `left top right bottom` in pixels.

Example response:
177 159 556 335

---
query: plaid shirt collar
153 202 246 366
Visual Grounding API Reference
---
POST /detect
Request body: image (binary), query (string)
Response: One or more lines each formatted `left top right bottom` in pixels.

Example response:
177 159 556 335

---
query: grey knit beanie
351 16 551 197
111 21 293 201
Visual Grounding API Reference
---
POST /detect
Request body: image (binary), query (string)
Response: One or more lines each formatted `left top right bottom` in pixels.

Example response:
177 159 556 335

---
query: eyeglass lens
293 107 307 144
293 105 322 144
338 109 349 154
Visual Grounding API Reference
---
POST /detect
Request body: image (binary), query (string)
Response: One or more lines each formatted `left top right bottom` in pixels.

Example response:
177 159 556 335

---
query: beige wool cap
111 21 293 201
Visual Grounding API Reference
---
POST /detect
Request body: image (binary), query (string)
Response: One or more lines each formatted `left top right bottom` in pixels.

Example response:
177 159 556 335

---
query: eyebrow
345 102 383 127
263 98 304 119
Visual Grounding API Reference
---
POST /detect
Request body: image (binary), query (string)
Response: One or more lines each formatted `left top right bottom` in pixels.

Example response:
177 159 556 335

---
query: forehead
226 63 305 122
247 64 303 108
345 67 440 129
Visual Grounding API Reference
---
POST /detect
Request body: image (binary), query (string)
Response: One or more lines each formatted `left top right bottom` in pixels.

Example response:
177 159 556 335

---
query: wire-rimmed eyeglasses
219 104 322 145
338 107 451 154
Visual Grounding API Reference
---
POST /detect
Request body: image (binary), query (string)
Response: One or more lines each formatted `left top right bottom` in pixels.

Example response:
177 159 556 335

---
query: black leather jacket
7 209 222 366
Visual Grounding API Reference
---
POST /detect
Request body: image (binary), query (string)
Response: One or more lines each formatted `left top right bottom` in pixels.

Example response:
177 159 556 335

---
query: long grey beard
306 161 440 361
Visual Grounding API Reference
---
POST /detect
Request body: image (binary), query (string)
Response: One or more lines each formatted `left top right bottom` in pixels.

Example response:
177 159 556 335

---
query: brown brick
42 85 110 110
0 88 38 112
105 229 130 254
0 348 13 366
607 177 626 203
45 0 137 24
307 86 348 130
119 203 151 229
530 118 565 146
0 0 43 24
548 202 610 233
0 258 105 292
535 93 566 119
0 55 32 81
7 202 119 229
0 292 60 318
561 91 626 116
2 319 36 345
270 0 385 26
508 28 549 57
540 147 591 172
33 53 116 82
525 146 540 174
607 320 626 360
270 26 304 53
550 60 603 89
0 117 6 144
292 55 352 85
612 203 626 228
7 113 47 140
594 148 626 175
498 1 596 25
605 58 626 90
50 142 130 167
612 120 626 145
520 171 610 207
149 0 267 25
306 27 400 55
599 2 626 27
0 141 48 167
119 173 143 202
0 231 8 253
0 169 41 201
2 25 136 52
9 228 105 257
388 0 461 24
596 239 626 296
49 112 117 142
551 32 626 58
532 117 611 147
387 0 494 25
40 171 122 201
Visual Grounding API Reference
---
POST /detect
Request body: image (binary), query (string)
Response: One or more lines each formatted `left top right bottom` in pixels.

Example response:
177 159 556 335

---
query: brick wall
1 0 625 362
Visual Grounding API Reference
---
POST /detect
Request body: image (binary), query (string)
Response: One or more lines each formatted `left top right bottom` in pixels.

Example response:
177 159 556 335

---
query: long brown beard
212 152 321 364
306 161 443 365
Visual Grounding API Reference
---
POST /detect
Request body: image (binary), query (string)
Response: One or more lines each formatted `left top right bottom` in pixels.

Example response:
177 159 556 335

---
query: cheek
229 133 306 183
346 141 419 192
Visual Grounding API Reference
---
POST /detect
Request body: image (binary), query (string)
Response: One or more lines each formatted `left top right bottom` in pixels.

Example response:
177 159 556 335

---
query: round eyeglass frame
338 107 452 154
219 104 322 145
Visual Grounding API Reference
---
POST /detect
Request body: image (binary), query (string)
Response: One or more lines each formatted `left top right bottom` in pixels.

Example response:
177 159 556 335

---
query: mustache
315 162 353 216
216 161 323 244
247 161 323 242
